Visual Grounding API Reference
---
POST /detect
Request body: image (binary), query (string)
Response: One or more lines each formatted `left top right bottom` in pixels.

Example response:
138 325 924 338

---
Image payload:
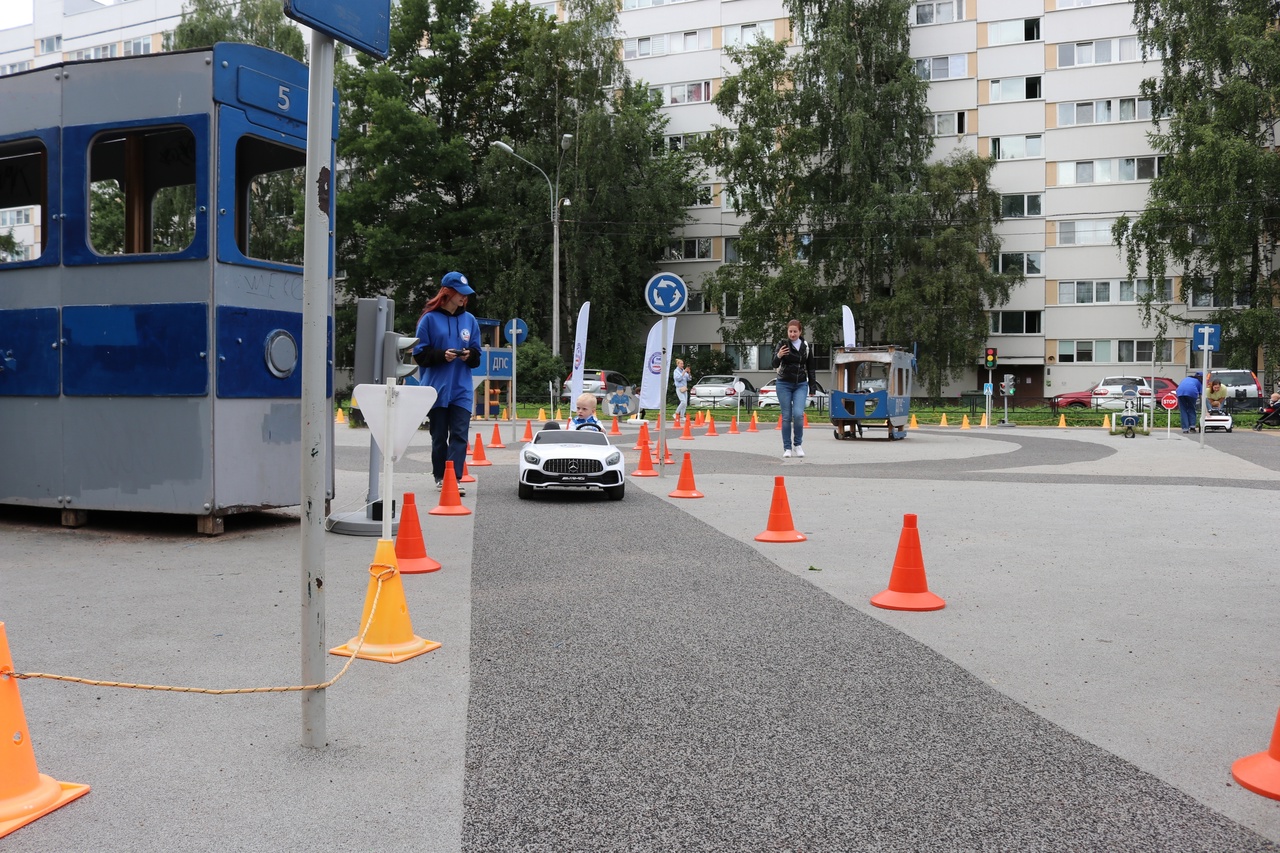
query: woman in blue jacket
413 272 482 491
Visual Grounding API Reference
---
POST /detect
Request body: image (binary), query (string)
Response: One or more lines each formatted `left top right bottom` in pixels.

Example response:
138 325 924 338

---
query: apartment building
0 0 1231 397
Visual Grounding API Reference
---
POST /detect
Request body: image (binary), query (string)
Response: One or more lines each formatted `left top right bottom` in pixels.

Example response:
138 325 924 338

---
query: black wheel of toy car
518 482 534 500
605 483 625 501
833 428 842 440
1227 427 1233 433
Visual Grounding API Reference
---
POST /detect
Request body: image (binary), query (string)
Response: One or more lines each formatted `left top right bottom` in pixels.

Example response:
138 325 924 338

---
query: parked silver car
689 375 758 409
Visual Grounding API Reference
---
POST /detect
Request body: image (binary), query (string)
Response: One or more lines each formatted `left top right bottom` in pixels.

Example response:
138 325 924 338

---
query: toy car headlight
605 451 621 466
523 451 541 465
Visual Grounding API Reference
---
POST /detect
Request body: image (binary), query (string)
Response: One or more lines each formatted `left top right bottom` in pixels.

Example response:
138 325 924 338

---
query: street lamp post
491 135 573 359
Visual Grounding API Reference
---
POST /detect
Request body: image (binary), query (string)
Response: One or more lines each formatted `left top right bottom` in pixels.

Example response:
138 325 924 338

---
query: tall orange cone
748 412 759 432
395 493 441 574
631 440 658 477
469 433 492 466
728 416 740 435
429 468 471 516
680 416 695 441
633 421 651 451
705 415 719 436
909 414 919 429
870 514 945 611
460 460 476 483
1232 707 1280 801
960 414 971 429
489 424 506 449
335 407 346 425
537 408 547 421
522 420 534 441
669 452 704 498
939 413 949 427
1057 414 1067 428
608 416 621 436
754 477 807 542
979 412 988 428
1102 414 1110 429
330 540 441 662
0 623 89 839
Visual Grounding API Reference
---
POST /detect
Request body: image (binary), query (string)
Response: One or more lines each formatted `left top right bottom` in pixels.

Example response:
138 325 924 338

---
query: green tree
700 0 1015 395
167 0 304 58
0 230 17 261
1114 0 1280 376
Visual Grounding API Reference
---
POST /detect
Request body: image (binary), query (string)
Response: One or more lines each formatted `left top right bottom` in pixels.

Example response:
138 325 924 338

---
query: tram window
236 136 306 266
88 126 197 255
0 139 47 263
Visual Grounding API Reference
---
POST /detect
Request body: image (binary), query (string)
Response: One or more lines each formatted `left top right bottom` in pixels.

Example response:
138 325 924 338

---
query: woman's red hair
421 286 464 317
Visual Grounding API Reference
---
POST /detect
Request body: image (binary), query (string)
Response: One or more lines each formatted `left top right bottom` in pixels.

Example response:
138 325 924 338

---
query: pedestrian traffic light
382 331 420 382
1003 374 1016 396
984 347 998 370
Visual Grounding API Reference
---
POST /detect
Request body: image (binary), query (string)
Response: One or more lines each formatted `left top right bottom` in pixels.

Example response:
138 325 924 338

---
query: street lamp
491 134 573 359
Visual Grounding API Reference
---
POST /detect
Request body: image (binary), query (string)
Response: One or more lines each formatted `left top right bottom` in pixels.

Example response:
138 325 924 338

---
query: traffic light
984 347 998 370
1003 374 1016 396
382 330 419 381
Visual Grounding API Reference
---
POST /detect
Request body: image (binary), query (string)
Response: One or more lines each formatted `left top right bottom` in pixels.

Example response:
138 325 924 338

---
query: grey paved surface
2 418 1279 850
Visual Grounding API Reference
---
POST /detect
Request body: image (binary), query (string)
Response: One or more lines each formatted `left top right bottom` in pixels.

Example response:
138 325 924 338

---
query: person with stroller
1255 392 1280 430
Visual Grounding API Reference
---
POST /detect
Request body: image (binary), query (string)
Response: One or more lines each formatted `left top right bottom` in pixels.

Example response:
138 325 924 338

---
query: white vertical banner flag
841 304 857 348
567 301 591 407
638 317 677 410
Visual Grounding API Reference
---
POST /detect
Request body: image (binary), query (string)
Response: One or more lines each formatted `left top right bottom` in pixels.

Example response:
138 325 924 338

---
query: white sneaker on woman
795 446 805 457
782 449 792 458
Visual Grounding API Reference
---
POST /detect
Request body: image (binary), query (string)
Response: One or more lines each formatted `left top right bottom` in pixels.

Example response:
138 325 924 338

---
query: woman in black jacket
771 319 816 458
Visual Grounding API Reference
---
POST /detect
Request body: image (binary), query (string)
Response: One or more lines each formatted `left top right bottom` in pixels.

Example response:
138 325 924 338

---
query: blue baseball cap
441 270 475 296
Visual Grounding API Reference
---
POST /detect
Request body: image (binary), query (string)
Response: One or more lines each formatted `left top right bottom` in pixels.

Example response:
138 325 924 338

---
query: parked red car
1053 376 1178 409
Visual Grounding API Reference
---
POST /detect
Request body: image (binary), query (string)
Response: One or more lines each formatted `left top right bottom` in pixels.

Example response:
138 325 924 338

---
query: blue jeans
676 388 688 417
1176 395 1198 431
429 403 472 481
775 380 807 449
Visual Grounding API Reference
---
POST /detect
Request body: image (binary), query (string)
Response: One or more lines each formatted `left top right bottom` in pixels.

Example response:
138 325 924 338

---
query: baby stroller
1203 401 1234 432
1255 398 1280 430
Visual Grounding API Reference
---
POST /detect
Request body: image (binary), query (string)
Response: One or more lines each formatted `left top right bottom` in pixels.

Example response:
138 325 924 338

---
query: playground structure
828 345 915 441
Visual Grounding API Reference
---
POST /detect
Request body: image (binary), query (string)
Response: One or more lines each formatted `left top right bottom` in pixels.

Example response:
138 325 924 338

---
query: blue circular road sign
504 317 529 345
645 272 688 316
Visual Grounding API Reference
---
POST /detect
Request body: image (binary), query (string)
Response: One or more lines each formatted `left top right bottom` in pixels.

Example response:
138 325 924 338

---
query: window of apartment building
811 344 832 371
1057 0 1096 7
723 292 741 319
724 237 740 263
1118 339 1173 363
915 55 967 81
0 208 32 227
38 36 62 55
1000 193 1042 217
795 233 813 261
991 134 1042 160
684 292 705 313
1057 97 1150 127
725 21 775 46
657 132 704 154
1059 280 1112 304
1057 340 1111 363
1058 157 1166 185
990 76 1041 102
995 252 1044 275
1058 37 1139 67
665 81 712 105
664 238 712 261
989 311 1042 334
123 37 152 57
988 18 1040 45
1190 286 1249 308
530 0 557 16
1119 278 1173 302
624 36 661 58
689 184 714 206
623 0 694 10
914 1 961 25
74 44 119 61
1 61 33 76
1058 219 1115 245
927 111 966 135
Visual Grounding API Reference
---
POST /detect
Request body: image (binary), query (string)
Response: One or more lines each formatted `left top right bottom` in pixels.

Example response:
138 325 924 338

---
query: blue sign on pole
645 272 688 316
283 0 391 59
504 318 529 346
481 348 514 380
1194 323 1221 352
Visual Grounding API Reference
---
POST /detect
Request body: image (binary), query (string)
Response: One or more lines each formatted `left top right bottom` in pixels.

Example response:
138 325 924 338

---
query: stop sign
1160 393 1178 410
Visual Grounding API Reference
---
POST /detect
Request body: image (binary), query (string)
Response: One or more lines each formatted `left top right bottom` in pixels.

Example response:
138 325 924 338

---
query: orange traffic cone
939 413 949 427
609 416 621 436
429 468 471 516
0 623 89 840
774 415 782 431
705 415 719 436
870 514 945 612
335 407 346 425
728 416 740 435
804 412 809 427
631 440 658 477
633 421 651 451
537 408 547 421
460 460 476 483
1232 707 1280 801
673 413 682 429
695 410 705 427
680 415 695 441
754 477 807 542
1102 414 1111 429
469 433 492 467
522 420 534 441
960 415 971 429
1057 414 1067 428
748 412 759 433
909 414 919 429
979 412 988 428
329 540 441 662
661 440 674 465
395 493 441 574
489 424 506 449
669 452 704 498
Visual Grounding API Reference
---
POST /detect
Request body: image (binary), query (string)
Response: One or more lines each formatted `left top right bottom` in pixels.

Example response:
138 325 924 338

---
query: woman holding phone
413 271 482 493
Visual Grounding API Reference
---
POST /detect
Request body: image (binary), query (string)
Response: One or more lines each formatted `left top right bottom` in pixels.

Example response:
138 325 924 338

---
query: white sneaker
795 446 805 457
783 449 792 458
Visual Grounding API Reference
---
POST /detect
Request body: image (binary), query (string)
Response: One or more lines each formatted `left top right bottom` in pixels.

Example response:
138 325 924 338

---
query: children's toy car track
829 345 915 441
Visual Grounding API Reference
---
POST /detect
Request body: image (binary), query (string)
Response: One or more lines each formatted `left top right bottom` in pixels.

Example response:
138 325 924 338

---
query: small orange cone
500 406 508 420
705 415 719 436
754 477 806 543
631 440 658 477
429 468 471 516
680 416 695 441
469 433 492 467
537 408 547 421
748 412 759 433
1057 414 1067 428
661 441 674 465
633 421 651 451
774 415 782 431
1232 707 1280 801
395 493 441 574
673 413 682 428
1102 414 1110 429
489 424 506 449
668 452 704 498
335 407 346 425
695 410 705 427
979 412 988 427
330 539 441 662
728 416 740 435
804 412 809 427
939 413 949 427
0 623 89 840
960 415 971 429
460 460 476 483
522 420 534 441
909 414 918 429
870 514 945 612
608 416 621 436
554 407 562 421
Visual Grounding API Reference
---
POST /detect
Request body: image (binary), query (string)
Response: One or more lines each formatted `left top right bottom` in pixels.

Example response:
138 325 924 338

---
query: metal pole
299 30 335 749
381 380 396 540
551 198 560 360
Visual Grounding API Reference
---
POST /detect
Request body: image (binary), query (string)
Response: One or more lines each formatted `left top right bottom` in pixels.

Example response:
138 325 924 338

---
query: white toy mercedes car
517 423 626 501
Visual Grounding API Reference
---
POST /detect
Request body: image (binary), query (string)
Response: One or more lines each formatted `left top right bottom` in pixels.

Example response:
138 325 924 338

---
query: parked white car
689 375 759 409
517 423 626 501
757 378 829 408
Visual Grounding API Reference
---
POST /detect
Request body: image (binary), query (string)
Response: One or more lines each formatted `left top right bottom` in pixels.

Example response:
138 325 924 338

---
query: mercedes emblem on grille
569 462 579 472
